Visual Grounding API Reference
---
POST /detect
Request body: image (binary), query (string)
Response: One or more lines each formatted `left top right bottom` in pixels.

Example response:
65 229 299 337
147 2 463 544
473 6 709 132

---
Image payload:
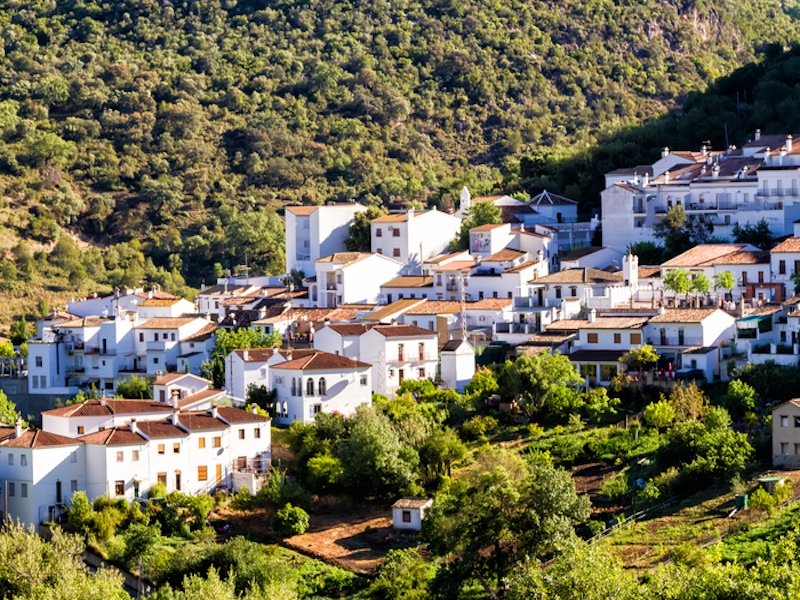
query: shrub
273 503 310 536
600 470 631 502
749 487 776 513
460 415 498 441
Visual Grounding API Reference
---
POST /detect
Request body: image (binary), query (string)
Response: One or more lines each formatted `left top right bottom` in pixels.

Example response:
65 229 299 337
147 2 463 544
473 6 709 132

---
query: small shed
392 498 433 531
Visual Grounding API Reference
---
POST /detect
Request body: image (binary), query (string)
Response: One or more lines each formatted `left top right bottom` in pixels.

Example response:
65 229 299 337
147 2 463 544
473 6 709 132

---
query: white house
645 308 736 381
134 316 213 375
309 252 405 308
269 351 372 424
285 203 367 277
359 325 439 396
770 237 800 301
371 209 462 271
440 340 475 393
313 324 375 359
135 296 195 319
224 348 279 403
379 276 436 302
392 497 433 531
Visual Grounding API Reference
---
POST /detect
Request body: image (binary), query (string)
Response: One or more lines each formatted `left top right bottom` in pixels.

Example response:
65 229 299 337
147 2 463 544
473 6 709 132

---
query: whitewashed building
360 325 439 396
371 209 462 271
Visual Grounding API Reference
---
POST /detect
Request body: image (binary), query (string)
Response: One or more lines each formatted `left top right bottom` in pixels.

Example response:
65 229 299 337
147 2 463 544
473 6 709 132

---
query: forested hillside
1 0 800 288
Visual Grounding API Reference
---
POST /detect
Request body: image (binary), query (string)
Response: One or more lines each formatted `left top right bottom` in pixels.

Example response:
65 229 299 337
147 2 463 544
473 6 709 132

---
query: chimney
701 144 707 156
130 419 138 435
787 135 793 153
755 129 761 141
147 290 153 300
661 146 670 158
712 164 720 179
706 155 713 166
251 405 259 415
224 280 229 294
407 208 415 220
170 411 180 426
211 406 219 419
664 171 670 183
588 308 596 323
14 419 22 438
100 397 107 406
243 348 249 361
643 173 650 186
658 305 666 315
171 389 180 409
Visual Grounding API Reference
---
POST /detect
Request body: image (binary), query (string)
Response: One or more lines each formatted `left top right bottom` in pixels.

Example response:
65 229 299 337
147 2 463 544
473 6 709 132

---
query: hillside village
7 131 800 596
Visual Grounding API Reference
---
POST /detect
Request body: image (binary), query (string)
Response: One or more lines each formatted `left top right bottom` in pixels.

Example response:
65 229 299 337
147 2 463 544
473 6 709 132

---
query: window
376 228 382 237
7 454 12 466
780 260 787 275
318 377 327 396
198 437 206 449
613 333 621 344
360 375 368 386
70 480 78 494
402 510 411 523
198 466 208 481
116 451 124 463
555 286 562 299
781 442 789 454
291 377 297 396
20 483 26 498
173 443 180 454
70 451 78 463
630 333 642 344
794 416 800 428
213 436 221 448
254 428 261 439
153 357 159 364
742 272 748 285
795 443 800 455
171 333 176 341
312 404 322 415
418 342 425 360
8 483 14 497
35 356 43 368
398 343 405 361
587 333 598 344
238 429 245 440
393 248 401 257
132 450 140 462
758 271 764 283
157 472 167 486
418 368 426 378
779 415 787 428
377 248 382 255
115 480 124 496
570 286 577 297
77 426 85 435
139 332 144 342
306 378 315 396
158 444 165 455
154 333 159 342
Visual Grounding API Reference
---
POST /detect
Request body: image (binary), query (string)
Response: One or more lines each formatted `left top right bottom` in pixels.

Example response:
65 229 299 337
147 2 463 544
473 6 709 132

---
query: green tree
246 383 277 417
425 450 590 597
690 273 711 297
713 271 736 295
497 353 584 421
336 405 416 499
452 201 502 251
273 503 310 536
0 391 22 426
644 399 677 431
0 342 14 359
620 344 659 372
345 205 388 251
367 549 435 600
9 317 32 346
663 268 691 298
732 219 773 249
724 379 757 421
115 376 151 399
306 453 344 493
419 427 467 486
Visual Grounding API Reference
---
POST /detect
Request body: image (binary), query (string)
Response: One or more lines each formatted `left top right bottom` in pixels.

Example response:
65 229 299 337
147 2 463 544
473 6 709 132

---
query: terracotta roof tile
80 428 146 446
404 300 462 315
178 411 227 431
139 298 183 307
324 323 376 336
381 276 434 288
772 238 800 253
470 223 506 233
373 325 437 338
136 421 188 438
532 268 622 285
216 406 269 424
286 206 319 216
233 348 280 362
272 351 370 370
43 399 174 418
504 259 540 274
661 244 751 267
137 317 199 329
483 249 527 262
648 308 724 323
363 299 426 322
2 430 81 448
183 323 219 341
469 298 513 310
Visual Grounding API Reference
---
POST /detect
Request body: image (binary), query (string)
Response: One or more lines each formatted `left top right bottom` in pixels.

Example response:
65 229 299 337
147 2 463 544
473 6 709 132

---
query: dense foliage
1 0 799 292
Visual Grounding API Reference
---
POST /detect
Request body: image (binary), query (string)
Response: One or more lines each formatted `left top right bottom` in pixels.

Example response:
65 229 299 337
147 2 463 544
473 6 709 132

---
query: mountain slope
0 0 799 284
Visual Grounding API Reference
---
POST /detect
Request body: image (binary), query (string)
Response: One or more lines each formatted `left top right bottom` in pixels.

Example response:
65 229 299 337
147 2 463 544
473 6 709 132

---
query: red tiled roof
2 430 81 448
381 276 434 288
272 351 370 370
772 238 800 253
177 411 227 431
43 399 174 418
178 388 224 409
135 421 187 439
325 323 376 336
232 348 280 362
484 249 526 262
137 317 199 329
80 428 146 446
184 323 219 341
648 308 724 323
373 325 437 338
217 406 270 424
470 223 506 232
139 298 183 307
286 206 319 216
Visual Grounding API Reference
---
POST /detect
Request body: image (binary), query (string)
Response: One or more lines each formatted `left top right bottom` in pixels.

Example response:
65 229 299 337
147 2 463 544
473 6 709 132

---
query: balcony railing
647 336 703 347
387 355 437 365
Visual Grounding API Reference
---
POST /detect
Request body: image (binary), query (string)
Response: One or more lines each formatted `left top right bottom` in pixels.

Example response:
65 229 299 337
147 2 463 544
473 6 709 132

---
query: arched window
291 378 296 396
318 377 327 396
306 378 315 396
282 402 288 418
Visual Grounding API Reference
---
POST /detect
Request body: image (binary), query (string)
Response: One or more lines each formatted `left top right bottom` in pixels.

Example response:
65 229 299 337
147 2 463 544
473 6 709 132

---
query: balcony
495 322 538 335
388 355 437 365
146 341 169 351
